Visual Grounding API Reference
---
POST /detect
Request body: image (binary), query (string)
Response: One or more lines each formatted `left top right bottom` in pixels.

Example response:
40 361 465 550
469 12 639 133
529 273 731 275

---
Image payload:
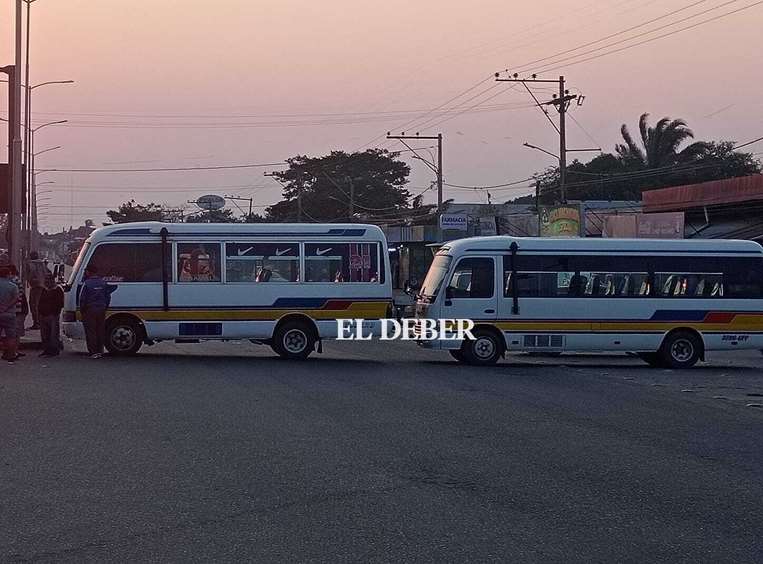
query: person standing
26 252 48 330
7 264 27 351
38 272 65 357
0 266 20 363
79 265 116 358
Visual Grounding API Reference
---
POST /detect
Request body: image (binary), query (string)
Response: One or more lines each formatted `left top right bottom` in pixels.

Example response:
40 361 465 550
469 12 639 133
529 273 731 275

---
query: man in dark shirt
39 272 65 357
79 265 117 358
0 266 20 362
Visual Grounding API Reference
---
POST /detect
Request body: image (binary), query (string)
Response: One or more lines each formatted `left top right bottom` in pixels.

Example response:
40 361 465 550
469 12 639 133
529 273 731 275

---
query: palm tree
615 113 710 169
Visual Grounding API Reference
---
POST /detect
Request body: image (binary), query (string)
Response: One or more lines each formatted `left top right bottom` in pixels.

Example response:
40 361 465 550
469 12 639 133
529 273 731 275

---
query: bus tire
462 328 504 366
659 330 702 369
105 316 144 356
272 320 315 360
449 349 466 363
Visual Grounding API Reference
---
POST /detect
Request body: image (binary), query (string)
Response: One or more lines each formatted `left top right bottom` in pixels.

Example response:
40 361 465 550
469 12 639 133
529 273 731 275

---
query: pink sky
2 0 762 231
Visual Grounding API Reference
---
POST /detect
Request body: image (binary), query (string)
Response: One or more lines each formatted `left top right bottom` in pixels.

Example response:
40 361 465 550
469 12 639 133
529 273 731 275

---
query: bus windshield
419 254 452 298
67 242 90 287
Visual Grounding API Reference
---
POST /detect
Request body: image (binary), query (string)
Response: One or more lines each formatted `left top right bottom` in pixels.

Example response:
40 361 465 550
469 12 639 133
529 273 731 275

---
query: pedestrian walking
0 266 20 363
26 252 49 330
7 264 27 346
39 272 65 357
79 265 116 358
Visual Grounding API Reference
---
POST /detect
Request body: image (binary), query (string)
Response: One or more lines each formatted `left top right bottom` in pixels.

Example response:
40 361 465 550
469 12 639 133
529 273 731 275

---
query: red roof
642 174 763 212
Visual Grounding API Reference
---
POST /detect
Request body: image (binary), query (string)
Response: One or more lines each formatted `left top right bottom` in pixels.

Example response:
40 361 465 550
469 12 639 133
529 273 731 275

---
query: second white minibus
415 236 763 368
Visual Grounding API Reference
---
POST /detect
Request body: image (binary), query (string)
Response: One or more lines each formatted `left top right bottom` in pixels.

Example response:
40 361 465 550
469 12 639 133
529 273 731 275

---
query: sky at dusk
2 0 762 232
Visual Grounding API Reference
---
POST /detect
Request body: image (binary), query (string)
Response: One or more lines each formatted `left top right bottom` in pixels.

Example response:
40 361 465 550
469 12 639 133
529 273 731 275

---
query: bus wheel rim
474 336 496 359
112 326 135 350
284 329 307 354
670 338 694 362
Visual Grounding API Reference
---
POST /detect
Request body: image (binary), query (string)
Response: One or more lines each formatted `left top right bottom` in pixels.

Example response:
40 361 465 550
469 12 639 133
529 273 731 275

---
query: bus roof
86 222 387 242
440 236 763 256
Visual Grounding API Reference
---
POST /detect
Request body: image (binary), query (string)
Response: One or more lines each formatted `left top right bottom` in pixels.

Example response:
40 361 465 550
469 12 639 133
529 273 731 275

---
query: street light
34 145 60 157
27 121 66 247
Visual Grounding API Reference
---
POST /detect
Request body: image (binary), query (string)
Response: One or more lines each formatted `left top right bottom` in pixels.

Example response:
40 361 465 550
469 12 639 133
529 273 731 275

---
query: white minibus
63 222 392 359
415 236 763 368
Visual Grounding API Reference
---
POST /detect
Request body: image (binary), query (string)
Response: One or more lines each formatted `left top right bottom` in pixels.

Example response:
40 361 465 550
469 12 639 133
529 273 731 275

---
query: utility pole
495 73 588 204
3 2 24 267
386 132 443 209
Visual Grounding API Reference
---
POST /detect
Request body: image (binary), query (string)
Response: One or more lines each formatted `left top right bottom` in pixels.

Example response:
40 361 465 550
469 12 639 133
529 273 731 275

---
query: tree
266 149 411 222
615 113 710 169
185 208 238 223
520 113 762 203
106 200 167 223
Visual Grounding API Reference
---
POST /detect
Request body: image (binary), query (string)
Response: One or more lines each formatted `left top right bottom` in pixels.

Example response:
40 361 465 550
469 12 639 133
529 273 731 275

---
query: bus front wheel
105 317 144 356
272 320 315 360
462 329 503 366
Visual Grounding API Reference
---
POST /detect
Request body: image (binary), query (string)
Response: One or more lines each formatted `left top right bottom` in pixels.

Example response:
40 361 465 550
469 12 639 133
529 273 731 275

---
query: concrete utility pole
7 1 23 267
495 73 593 204
386 132 443 209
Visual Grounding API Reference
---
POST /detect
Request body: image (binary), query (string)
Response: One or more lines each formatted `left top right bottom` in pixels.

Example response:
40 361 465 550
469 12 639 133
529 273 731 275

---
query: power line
38 162 287 173
511 0 713 72
531 1 763 74
355 73 496 150
444 177 535 190
735 136 763 150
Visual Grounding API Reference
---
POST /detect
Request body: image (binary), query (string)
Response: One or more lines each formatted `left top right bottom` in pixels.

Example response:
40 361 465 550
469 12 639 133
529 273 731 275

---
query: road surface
1 340 762 562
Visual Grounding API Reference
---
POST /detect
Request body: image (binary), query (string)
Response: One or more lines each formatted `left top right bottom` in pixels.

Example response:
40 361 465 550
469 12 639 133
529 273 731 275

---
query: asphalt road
1 339 763 563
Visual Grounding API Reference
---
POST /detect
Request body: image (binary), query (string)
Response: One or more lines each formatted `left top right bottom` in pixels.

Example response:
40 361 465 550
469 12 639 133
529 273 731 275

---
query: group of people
0 253 64 363
0 255 116 363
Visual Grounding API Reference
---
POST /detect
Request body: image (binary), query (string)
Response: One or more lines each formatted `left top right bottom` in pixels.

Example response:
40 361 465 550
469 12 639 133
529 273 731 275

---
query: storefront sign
540 205 581 237
439 214 468 231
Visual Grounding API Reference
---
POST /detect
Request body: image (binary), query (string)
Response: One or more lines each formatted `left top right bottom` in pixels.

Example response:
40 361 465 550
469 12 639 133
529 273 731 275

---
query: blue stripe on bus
107 228 368 238
649 310 708 322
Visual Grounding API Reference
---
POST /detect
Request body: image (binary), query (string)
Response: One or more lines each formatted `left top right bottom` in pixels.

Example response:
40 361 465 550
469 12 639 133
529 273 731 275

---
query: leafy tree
185 208 238 223
106 200 167 223
519 113 762 204
266 149 411 222
615 113 711 168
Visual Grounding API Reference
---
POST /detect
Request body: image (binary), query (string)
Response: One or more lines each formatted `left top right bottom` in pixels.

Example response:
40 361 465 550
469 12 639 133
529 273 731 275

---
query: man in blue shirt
79 265 117 358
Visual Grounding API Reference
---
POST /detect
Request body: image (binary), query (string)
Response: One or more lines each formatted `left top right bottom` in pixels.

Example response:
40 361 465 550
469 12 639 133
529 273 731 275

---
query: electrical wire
532 1 763 74
38 162 287 173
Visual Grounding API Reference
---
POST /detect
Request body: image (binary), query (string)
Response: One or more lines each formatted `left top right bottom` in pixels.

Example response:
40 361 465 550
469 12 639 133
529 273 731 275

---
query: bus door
441 257 498 325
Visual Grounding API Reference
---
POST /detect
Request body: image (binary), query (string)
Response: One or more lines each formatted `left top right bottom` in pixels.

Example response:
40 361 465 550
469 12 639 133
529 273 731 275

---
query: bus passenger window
178 243 221 282
226 243 299 283
304 243 379 283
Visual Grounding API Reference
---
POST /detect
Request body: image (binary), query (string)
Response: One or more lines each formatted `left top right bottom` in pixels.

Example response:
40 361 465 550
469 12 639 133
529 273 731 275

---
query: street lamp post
28 121 65 248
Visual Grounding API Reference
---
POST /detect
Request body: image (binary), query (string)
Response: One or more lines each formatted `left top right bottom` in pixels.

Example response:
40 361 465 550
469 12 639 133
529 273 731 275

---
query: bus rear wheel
105 317 144 356
659 331 702 369
272 320 315 360
462 329 503 366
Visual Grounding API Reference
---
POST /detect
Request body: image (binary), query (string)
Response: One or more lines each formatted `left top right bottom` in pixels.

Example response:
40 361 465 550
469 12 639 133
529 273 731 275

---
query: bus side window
177 243 221 282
